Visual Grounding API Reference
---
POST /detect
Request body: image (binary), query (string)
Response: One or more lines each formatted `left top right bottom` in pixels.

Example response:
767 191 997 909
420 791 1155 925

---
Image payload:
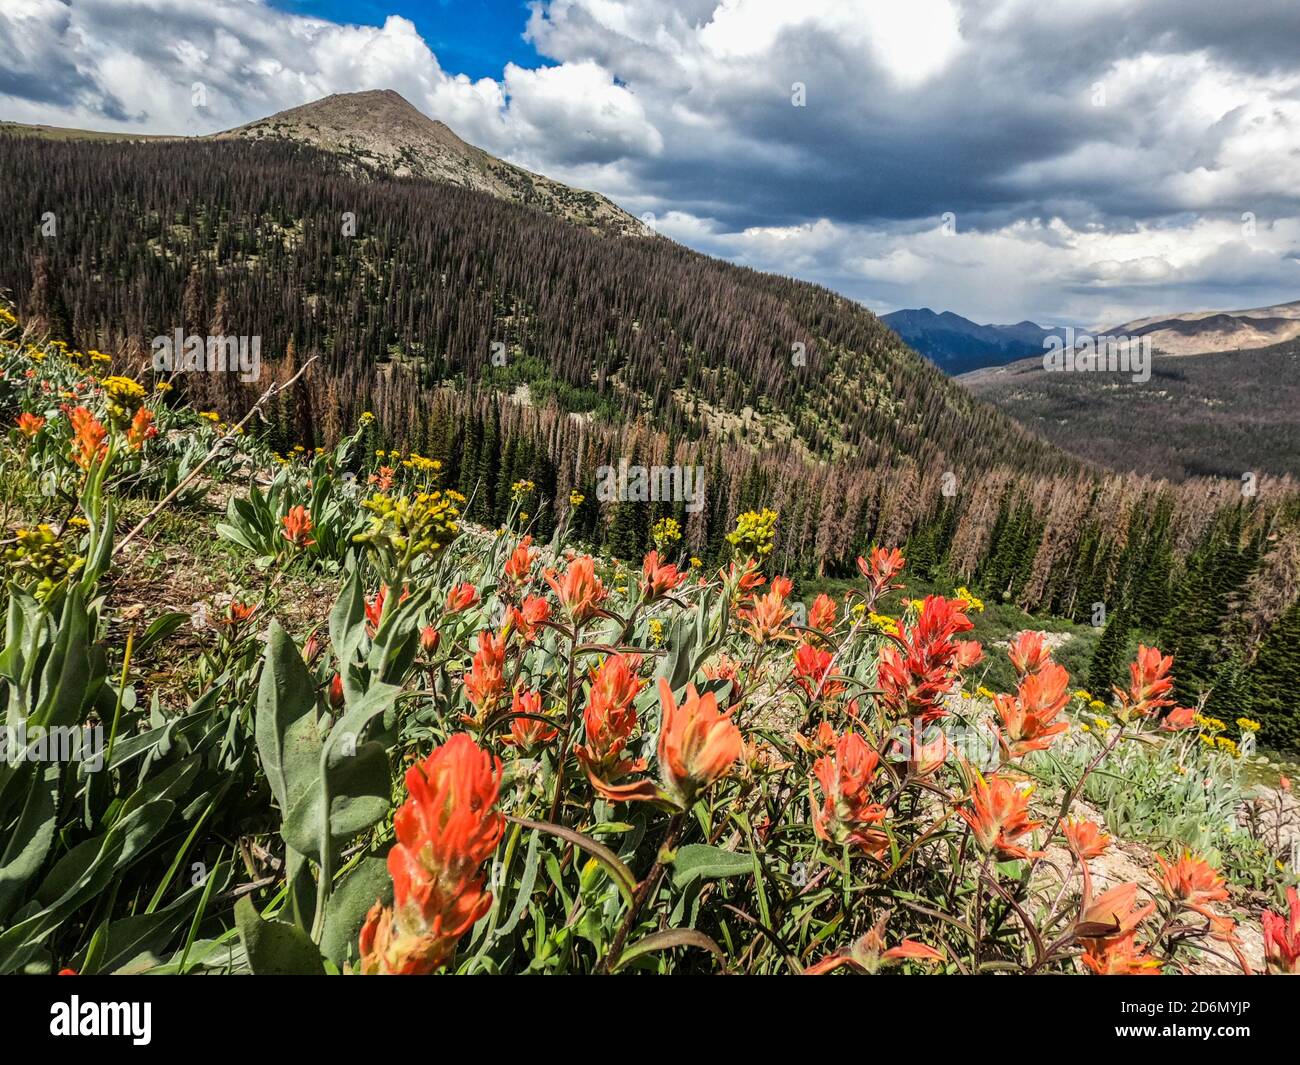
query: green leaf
254 621 322 817
319 856 392 969
234 897 326 975
613 928 726 972
670 844 754 889
504 815 636 904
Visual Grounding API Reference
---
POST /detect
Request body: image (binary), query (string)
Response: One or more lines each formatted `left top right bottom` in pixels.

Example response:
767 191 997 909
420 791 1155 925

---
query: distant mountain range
880 308 1056 374
1098 299 1300 355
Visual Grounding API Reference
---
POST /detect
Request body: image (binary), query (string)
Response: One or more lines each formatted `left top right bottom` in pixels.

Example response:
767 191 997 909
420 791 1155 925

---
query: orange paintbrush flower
1007 630 1052 676
15 411 45 437
657 676 742 807
994 661 1071 758
1159 705 1196 731
1078 881 1156 939
359 734 503 975
856 546 905 607
505 594 550 642
503 688 558 750
719 557 766 602
576 654 656 801
1064 817 1111 860
544 554 607 625
125 406 157 450
810 729 888 856
792 641 843 701
738 575 794 644
445 582 479 613
877 594 973 722
1115 644 1175 719
503 535 536 583
419 626 441 656
463 629 507 719
1154 852 1229 910
641 550 687 600
804 912 942 975
1080 930 1162 975
1262 887 1300 974
808 592 837 633
68 406 107 469
281 504 315 548
958 772 1042 860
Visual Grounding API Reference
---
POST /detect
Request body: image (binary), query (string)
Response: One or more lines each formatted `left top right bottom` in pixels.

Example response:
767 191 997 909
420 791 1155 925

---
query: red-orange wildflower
15 412 44 437
1078 882 1156 939
808 592 837 632
958 772 1042 859
738 575 794 644
1160 705 1196 731
1262 887 1300 975
804 912 942 975
1154 852 1229 910
359 734 503 975
126 406 157 450
445 582 478 613
281 504 314 548
503 689 558 749
792 641 842 700
1007 630 1052 676
1115 645 1175 719
463 630 507 719
504 535 536 583
657 677 742 807
419 626 440 656
1064 817 1111 860
364 584 409 635
1080 930 1162 975
68 406 107 469
856 546 905 607
641 550 687 600
505 595 550 642
810 729 888 856
994 661 1071 758
544 555 607 625
576 654 656 802
877 595 973 721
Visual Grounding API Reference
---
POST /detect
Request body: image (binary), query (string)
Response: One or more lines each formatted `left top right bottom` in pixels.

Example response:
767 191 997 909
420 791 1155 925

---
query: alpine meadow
0 0 1298 1010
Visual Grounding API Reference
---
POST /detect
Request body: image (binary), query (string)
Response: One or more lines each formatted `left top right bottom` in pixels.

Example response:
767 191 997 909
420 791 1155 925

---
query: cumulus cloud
3 0 1300 324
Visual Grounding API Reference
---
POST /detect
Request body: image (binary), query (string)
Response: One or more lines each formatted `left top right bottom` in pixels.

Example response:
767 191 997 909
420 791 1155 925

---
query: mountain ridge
881 307 1056 375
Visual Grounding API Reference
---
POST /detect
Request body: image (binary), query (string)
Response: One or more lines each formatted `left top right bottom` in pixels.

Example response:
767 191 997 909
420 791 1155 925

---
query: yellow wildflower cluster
867 612 900 636
726 508 778 558
647 618 665 646
403 453 442 474
954 586 984 613
0 306 17 330
568 489 585 508
354 490 464 560
1236 717 1260 733
510 479 536 502
1194 713 1227 734
100 375 147 424
651 516 682 549
3 524 85 601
